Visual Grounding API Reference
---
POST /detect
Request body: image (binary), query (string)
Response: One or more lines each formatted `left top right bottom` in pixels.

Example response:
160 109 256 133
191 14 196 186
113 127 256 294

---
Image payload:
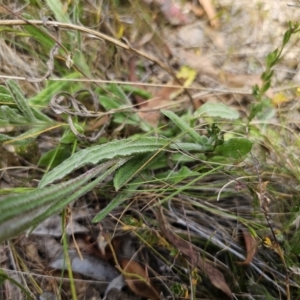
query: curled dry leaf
121 258 161 300
237 228 258 265
157 207 233 299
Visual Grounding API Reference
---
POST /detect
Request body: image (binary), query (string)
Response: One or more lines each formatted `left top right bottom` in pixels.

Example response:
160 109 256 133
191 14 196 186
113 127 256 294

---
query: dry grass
1 1 300 300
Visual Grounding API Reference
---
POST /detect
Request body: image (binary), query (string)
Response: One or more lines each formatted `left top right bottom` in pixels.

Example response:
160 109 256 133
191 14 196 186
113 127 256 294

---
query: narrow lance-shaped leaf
161 110 203 144
6 80 36 122
0 134 10 142
1 161 116 223
39 137 170 188
27 159 127 235
46 0 72 24
194 102 240 120
22 13 55 50
114 153 155 191
29 72 82 105
1 106 28 124
3 126 49 146
0 93 14 103
0 270 34 300
0 159 126 243
93 179 144 223
170 142 211 152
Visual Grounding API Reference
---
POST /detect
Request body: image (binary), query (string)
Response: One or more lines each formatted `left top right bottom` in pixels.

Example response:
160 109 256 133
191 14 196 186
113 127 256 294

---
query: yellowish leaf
263 236 272 248
176 66 197 87
272 92 289 106
117 24 125 39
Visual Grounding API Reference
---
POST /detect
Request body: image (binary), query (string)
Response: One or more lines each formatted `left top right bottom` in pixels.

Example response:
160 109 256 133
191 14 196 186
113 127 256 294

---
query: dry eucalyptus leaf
157 207 233 299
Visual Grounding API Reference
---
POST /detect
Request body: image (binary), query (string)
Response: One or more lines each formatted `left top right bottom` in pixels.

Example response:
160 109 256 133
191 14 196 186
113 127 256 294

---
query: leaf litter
1 1 300 299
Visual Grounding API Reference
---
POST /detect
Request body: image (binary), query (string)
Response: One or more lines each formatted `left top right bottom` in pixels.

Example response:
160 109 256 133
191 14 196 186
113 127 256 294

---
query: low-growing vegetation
1 1 300 299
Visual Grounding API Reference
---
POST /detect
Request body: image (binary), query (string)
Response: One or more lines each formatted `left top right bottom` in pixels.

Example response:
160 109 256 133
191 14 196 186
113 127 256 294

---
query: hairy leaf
170 142 211 152
29 73 81 105
162 110 203 143
6 80 36 122
0 106 28 124
195 102 240 119
215 137 252 159
39 137 170 188
22 13 55 50
114 153 155 190
0 159 124 243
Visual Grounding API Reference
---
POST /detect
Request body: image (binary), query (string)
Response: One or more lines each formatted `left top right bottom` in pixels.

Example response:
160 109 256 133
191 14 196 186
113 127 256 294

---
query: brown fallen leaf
157 206 233 299
137 83 181 126
237 228 258 265
121 258 161 300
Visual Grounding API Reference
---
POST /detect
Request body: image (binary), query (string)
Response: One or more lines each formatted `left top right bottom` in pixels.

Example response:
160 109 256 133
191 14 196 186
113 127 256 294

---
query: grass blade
93 179 143 223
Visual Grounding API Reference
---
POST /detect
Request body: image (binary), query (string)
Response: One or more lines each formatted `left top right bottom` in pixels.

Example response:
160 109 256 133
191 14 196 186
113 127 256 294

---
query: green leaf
6 80 36 122
0 86 14 103
170 142 211 152
93 179 143 223
248 98 272 122
0 106 28 124
283 29 292 45
2 126 48 146
215 138 252 159
45 0 72 24
0 159 124 243
162 110 203 143
29 72 81 105
260 81 271 94
260 70 274 82
156 166 199 184
31 107 53 123
0 134 10 142
266 49 279 68
38 145 72 168
121 85 152 99
114 153 155 190
106 83 130 104
0 270 34 299
98 94 122 111
194 103 240 120
39 137 170 188
22 13 55 50
252 84 260 97
60 128 79 144
0 86 13 95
